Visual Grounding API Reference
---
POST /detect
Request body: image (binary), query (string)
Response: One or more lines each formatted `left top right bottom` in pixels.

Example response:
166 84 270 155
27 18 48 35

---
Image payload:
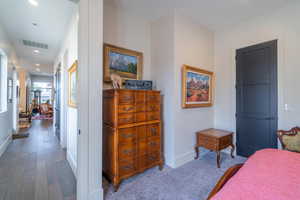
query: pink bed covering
211 149 300 200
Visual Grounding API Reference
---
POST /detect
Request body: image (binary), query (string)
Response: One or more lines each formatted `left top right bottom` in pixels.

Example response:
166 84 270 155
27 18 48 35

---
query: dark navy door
236 40 278 157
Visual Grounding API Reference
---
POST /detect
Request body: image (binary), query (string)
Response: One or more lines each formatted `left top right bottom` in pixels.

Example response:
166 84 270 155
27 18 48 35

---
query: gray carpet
103 151 247 200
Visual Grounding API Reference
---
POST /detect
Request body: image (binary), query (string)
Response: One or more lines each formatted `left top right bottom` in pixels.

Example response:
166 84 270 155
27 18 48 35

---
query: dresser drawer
147 124 160 138
147 112 160 121
119 159 137 178
137 125 147 139
138 139 148 156
118 113 135 125
118 104 136 114
146 92 160 102
148 138 161 153
135 91 146 104
138 155 149 169
146 103 160 112
136 104 146 112
135 112 146 123
119 91 135 104
147 152 160 164
119 127 137 143
119 143 137 160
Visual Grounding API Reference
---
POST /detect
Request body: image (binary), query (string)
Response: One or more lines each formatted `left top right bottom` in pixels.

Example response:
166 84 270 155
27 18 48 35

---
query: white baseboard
173 150 195 168
0 136 12 158
173 148 212 168
67 151 77 178
89 188 104 200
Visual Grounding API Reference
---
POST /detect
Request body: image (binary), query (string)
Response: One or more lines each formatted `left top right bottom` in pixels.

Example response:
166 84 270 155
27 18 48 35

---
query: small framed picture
103 43 143 82
68 61 78 108
182 65 213 108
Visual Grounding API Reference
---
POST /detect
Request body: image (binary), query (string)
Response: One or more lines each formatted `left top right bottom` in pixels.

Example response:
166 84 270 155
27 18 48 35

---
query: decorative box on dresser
103 89 163 191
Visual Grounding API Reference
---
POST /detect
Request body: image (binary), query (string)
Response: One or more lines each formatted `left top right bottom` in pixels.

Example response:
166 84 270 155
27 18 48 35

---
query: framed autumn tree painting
182 65 213 108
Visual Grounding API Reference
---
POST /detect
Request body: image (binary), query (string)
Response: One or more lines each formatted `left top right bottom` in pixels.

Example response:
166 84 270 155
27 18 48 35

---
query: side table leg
194 146 200 159
230 144 235 158
217 151 221 168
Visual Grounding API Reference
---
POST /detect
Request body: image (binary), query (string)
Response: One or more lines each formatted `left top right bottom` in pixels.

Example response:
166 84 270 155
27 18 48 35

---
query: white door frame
77 0 103 199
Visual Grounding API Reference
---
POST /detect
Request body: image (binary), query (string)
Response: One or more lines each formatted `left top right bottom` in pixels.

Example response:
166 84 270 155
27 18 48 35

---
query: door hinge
78 129 81 135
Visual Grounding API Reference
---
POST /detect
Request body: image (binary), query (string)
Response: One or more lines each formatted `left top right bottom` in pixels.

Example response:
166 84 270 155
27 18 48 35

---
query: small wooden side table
195 128 235 168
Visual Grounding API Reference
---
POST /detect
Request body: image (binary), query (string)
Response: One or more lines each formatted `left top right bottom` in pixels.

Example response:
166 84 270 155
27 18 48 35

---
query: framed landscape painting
68 61 77 108
103 43 143 82
182 65 213 108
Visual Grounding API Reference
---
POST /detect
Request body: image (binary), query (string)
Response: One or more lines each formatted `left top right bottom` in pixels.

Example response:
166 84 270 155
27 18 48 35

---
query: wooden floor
0 120 76 200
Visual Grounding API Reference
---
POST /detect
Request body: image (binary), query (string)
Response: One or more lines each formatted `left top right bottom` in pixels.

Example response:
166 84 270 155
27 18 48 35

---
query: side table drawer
197 135 218 150
219 135 232 149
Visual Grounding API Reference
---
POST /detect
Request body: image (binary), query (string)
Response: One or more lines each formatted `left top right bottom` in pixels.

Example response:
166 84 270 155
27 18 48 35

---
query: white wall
151 13 215 168
214 3 300 143
104 2 151 83
151 15 176 167
54 9 78 176
173 13 214 167
0 23 18 157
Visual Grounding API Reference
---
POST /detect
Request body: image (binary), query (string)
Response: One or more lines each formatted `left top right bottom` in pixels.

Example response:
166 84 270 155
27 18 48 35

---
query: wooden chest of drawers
103 89 163 191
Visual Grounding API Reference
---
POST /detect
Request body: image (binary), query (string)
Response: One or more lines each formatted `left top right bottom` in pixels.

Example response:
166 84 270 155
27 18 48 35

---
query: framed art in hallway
103 43 143 82
182 65 213 108
68 61 77 108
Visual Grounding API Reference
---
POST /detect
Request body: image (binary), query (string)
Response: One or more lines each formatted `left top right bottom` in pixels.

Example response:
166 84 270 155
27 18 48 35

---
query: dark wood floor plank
0 120 77 200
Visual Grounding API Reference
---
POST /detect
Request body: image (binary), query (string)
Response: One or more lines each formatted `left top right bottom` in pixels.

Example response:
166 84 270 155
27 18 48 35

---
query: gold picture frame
68 61 78 108
182 65 213 108
103 43 143 82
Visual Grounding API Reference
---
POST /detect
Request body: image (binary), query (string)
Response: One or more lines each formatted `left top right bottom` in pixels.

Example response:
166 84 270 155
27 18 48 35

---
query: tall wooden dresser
103 89 163 191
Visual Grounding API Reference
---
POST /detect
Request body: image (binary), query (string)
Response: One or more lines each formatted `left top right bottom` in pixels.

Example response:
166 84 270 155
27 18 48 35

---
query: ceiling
107 0 296 30
0 0 77 75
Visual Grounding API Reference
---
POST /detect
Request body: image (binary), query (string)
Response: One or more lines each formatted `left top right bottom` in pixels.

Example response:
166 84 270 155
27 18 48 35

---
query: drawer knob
148 156 156 161
121 165 134 170
122 96 133 101
120 133 134 139
150 105 156 111
122 149 135 155
149 141 157 147
123 107 134 112
120 118 133 123
150 115 156 120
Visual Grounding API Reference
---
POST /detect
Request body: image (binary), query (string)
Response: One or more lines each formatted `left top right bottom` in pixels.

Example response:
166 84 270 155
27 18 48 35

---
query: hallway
0 120 76 200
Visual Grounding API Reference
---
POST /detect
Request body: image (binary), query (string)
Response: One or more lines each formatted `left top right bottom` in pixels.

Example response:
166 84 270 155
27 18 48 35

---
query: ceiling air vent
22 40 49 49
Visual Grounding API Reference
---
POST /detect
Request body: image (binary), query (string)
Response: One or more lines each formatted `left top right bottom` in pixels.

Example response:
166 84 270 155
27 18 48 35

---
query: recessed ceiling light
36 68 41 72
28 0 38 7
35 64 40 66
33 49 40 54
